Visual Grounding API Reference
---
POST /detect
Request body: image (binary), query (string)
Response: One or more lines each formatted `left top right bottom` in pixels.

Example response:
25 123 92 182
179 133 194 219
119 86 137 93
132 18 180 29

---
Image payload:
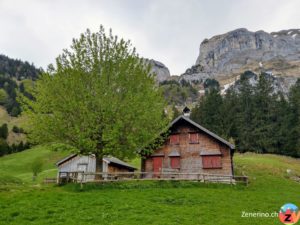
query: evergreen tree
191 86 223 136
251 73 277 153
273 93 293 155
0 123 8 139
235 73 255 152
220 88 238 139
288 79 300 157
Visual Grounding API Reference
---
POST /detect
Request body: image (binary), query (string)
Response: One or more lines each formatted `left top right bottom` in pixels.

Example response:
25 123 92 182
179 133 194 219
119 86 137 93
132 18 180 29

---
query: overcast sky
0 0 299 75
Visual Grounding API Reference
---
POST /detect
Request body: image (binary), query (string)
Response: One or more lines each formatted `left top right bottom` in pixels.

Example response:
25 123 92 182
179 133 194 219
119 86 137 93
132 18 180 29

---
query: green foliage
191 88 224 135
0 54 42 80
191 73 300 157
0 138 9 156
203 78 220 90
20 26 168 160
12 125 24 134
160 79 198 105
0 123 8 139
171 105 181 120
31 158 43 177
0 89 8 104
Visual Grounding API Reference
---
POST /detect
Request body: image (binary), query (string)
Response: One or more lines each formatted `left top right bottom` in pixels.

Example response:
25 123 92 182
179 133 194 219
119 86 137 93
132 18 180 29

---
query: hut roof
56 154 136 170
170 115 235 149
103 156 136 170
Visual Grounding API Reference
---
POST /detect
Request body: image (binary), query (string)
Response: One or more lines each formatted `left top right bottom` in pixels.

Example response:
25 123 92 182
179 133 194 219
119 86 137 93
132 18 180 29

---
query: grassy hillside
0 148 299 225
0 145 68 184
0 106 27 144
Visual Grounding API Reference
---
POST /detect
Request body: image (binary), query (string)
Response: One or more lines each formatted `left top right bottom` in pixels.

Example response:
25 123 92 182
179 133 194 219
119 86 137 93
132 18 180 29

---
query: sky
0 0 299 75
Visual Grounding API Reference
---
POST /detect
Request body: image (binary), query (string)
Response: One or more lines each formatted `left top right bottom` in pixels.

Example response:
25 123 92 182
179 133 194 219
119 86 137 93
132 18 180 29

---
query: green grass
0 145 69 184
0 148 299 225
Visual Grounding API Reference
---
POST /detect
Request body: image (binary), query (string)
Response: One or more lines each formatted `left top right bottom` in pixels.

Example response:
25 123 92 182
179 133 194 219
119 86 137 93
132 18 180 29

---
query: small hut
56 154 136 182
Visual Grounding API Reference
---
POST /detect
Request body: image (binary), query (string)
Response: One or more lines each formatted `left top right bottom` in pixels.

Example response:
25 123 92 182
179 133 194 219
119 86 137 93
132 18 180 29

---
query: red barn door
153 157 163 177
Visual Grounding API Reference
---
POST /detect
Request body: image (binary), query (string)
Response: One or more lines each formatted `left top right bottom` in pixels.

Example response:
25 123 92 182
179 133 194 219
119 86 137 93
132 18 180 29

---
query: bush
0 124 8 139
31 158 43 180
12 125 24 134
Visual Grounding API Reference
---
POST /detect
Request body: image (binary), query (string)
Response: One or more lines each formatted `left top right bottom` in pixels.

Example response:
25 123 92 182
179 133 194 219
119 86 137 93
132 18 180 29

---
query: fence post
80 172 84 190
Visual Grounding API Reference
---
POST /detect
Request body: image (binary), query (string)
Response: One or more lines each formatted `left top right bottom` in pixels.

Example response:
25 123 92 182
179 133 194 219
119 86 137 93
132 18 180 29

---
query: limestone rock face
181 28 300 82
144 59 171 82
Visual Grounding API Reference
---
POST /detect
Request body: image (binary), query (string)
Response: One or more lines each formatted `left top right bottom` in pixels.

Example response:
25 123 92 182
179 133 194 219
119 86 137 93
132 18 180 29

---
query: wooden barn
56 154 136 182
141 108 235 180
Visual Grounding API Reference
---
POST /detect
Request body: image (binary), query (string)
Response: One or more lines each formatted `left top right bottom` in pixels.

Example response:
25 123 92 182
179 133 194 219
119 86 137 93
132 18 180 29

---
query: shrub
31 158 43 180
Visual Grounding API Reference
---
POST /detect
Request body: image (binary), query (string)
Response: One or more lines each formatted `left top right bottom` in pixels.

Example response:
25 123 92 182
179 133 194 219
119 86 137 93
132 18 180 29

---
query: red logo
279 203 300 224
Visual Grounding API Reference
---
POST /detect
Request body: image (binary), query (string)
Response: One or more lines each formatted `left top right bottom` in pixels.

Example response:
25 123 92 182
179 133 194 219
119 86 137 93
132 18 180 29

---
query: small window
170 157 180 169
189 133 199 144
170 134 179 145
202 156 222 169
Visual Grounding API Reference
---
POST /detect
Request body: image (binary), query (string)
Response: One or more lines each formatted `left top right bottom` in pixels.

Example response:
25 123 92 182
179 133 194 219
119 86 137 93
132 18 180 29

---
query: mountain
0 55 41 116
181 28 300 83
144 59 171 82
0 54 42 80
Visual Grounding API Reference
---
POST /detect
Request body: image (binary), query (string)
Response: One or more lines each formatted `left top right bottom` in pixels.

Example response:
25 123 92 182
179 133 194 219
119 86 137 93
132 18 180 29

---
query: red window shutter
213 156 222 168
189 133 199 143
202 156 211 168
170 157 180 169
202 156 222 169
170 134 179 145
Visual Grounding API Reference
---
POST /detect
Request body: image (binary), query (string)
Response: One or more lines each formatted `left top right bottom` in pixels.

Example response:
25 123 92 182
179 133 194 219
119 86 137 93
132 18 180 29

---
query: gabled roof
103 156 136 170
169 115 235 149
56 154 136 170
55 154 77 166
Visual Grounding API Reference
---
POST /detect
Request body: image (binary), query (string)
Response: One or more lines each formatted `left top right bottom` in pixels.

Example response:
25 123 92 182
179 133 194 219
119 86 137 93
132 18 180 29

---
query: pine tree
191 86 223 136
251 73 277 153
288 79 300 157
234 73 255 152
0 123 8 139
221 88 238 139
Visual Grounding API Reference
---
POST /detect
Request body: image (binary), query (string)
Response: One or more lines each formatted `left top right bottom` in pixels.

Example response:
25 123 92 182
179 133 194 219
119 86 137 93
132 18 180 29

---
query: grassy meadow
0 146 299 225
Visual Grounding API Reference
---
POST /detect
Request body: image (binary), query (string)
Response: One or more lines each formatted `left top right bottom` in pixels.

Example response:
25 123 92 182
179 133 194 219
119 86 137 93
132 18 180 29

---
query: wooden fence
57 171 248 186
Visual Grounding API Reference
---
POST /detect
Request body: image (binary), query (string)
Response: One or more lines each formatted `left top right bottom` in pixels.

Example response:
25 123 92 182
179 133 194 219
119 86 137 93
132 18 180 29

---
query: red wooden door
153 157 163 177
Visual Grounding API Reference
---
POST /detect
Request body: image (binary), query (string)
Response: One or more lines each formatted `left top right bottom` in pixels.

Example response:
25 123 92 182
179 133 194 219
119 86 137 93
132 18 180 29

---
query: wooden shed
56 154 136 182
141 112 235 180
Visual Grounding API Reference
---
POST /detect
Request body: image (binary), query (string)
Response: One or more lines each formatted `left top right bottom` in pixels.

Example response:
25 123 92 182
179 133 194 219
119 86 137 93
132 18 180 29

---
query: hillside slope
0 145 68 183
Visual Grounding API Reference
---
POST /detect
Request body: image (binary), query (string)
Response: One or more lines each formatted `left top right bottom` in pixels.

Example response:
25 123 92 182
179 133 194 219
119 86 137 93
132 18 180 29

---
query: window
202 156 222 169
189 133 199 144
170 134 179 145
170 157 180 169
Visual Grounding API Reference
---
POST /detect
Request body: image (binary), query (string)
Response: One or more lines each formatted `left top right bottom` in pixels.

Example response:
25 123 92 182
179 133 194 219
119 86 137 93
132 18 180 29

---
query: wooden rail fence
57 171 248 186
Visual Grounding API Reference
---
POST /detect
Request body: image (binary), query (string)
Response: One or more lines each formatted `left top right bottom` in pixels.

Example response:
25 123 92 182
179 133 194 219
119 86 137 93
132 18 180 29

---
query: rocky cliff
181 28 300 84
144 59 171 82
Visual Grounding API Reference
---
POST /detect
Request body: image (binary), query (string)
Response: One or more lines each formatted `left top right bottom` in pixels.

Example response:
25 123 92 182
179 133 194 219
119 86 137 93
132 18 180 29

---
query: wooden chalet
141 107 235 180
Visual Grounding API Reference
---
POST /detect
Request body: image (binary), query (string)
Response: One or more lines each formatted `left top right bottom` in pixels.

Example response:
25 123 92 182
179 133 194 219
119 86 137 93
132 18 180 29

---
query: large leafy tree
21 26 168 171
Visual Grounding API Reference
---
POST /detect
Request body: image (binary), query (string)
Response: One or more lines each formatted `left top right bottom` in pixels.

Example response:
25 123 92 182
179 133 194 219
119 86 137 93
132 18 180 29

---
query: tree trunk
95 155 103 180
